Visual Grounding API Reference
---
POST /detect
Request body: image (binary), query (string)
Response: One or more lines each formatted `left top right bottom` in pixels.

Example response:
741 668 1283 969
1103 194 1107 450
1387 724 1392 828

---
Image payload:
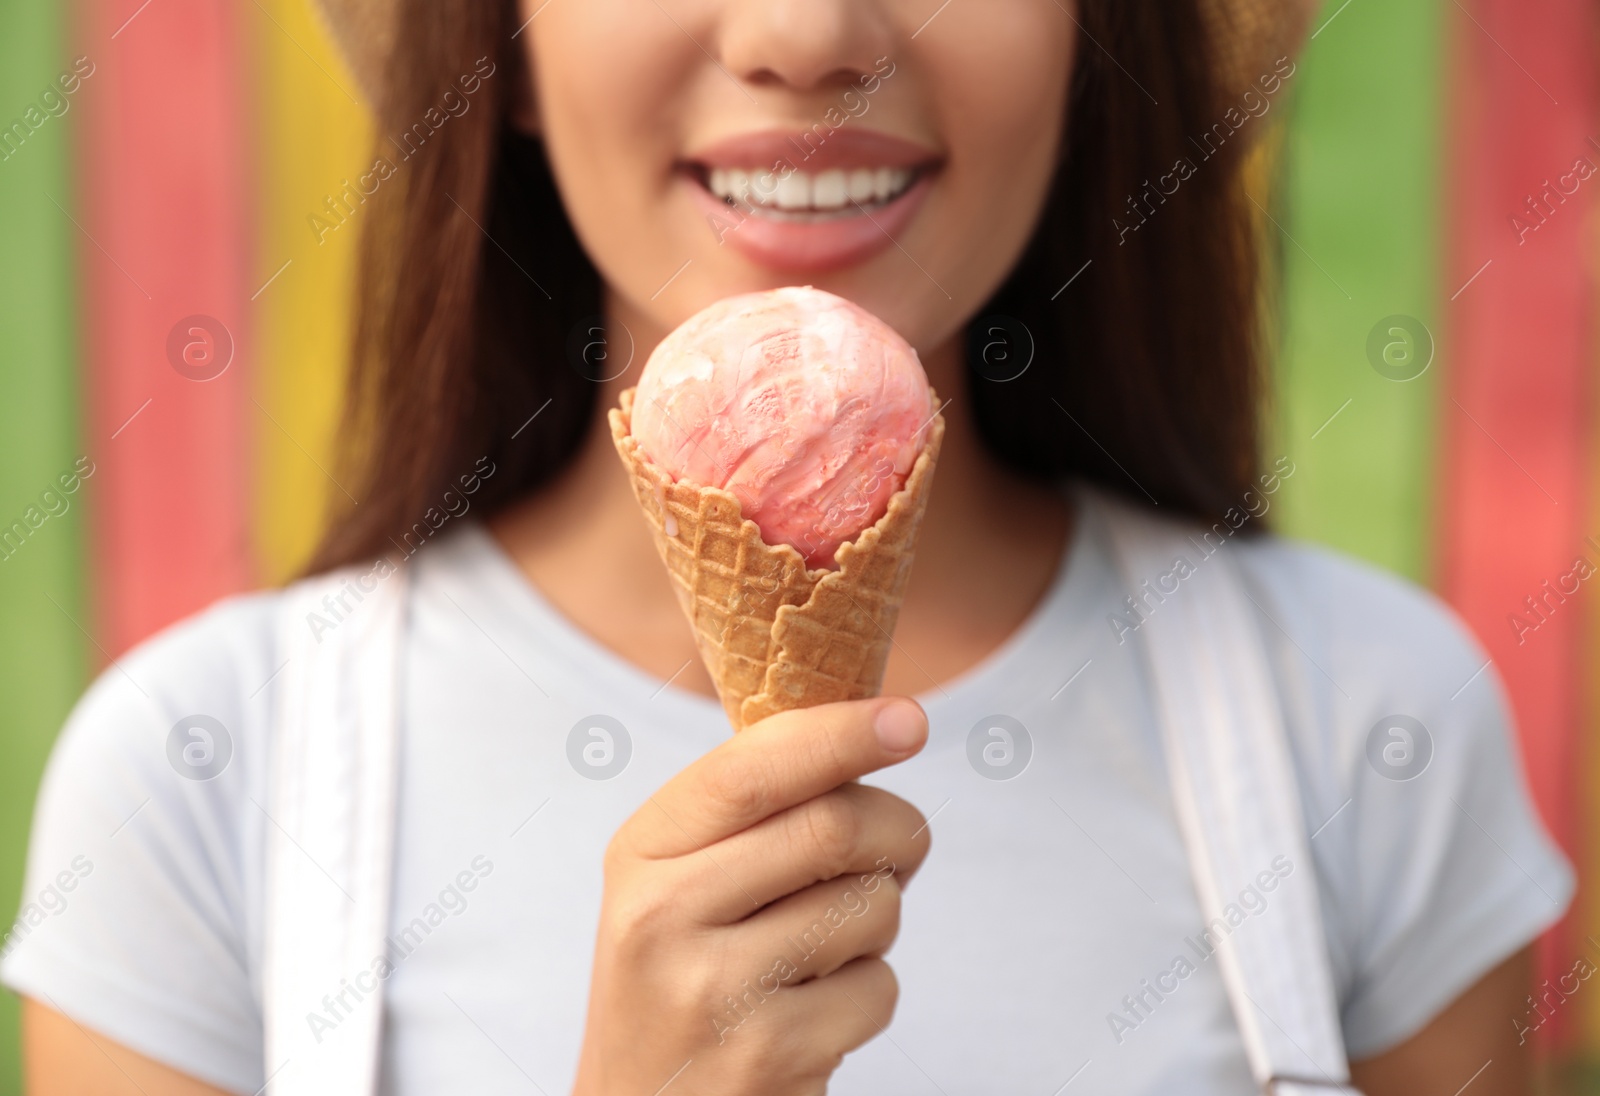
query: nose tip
744 60 863 95
718 1 890 95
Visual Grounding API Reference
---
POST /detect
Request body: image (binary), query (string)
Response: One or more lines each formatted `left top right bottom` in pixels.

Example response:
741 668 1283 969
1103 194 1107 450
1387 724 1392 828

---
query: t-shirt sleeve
0 597 274 1094
1326 581 1574 1058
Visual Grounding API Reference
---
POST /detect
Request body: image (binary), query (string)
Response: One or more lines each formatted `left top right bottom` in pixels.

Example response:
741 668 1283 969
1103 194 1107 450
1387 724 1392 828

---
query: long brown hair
309 0 1268 573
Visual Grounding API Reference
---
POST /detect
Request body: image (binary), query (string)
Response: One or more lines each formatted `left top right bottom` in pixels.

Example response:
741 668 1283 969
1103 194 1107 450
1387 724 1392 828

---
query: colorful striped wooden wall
1437 0 1595 1038
79 0 255 657
252 0 371 584
0 1 85 1086
0 0 1595 1088
1272 0 1441 581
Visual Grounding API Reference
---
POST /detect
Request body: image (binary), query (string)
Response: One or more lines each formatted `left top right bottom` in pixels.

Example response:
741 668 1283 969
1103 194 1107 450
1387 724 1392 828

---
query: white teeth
812 170 848 210
847 168 876 203
775 171 811 210
708 165 917 212
751 170 779 200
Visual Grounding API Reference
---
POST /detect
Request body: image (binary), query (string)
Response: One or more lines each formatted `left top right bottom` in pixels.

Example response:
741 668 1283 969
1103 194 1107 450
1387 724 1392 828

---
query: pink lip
688 174 934 273
686 128 941 172
683 129 942 274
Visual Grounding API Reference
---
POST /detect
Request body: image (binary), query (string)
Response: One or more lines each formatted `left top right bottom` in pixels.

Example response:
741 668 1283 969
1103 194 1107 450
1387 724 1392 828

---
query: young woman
6 1 1571 1093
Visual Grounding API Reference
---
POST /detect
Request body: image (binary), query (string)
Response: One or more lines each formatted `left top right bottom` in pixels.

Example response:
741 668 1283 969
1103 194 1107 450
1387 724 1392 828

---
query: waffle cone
610 387 944 731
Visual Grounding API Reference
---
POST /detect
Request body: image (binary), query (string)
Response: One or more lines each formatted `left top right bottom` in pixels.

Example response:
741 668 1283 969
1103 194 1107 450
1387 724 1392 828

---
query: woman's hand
571 696 932 1096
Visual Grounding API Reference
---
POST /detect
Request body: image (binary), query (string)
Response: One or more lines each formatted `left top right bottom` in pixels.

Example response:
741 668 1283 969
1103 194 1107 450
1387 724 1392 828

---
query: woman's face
520 0 1075 354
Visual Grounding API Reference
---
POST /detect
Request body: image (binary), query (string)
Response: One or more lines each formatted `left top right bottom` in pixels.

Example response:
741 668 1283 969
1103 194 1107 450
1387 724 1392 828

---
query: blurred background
0 0 1595 1091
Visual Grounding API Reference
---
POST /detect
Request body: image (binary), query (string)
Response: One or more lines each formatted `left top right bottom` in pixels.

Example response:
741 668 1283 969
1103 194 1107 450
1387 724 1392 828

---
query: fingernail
874 699 926 753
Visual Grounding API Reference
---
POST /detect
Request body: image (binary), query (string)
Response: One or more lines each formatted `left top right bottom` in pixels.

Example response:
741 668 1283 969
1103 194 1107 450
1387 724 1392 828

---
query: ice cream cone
610 386 945 730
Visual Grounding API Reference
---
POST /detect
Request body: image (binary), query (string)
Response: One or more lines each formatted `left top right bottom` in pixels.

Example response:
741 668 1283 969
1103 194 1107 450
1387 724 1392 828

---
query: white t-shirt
1 488 1572 1094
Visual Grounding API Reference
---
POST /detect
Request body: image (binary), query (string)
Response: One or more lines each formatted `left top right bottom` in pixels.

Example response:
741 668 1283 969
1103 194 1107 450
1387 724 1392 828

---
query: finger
774 955 900 1059
684 783 929 922
730 873 902 984
711 957 900 1086
622 697 927 858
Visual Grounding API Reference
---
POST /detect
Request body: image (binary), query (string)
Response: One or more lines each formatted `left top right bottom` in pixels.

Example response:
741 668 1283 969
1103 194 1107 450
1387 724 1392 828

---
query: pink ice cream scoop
631 286 934 568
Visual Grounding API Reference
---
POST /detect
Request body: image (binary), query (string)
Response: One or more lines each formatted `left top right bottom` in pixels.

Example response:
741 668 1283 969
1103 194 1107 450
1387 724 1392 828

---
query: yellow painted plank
249 0 372 581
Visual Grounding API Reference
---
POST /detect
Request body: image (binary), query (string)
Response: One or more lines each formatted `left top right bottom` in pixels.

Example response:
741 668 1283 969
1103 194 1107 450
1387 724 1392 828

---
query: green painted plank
0 0 88 1089
1268 0 1442 582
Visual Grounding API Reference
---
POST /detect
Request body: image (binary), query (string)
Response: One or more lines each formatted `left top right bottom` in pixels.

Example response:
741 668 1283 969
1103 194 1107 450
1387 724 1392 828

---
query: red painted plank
78 0 254 656
1440 0 1595 1042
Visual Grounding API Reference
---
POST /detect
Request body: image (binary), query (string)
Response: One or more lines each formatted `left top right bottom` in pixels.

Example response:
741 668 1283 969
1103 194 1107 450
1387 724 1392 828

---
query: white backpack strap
262 563 408 1095
1096 491 1360 1095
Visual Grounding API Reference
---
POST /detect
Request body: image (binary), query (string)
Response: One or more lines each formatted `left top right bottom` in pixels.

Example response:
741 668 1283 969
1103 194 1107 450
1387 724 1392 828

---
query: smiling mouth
693 165 923 221
680 129 941 271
